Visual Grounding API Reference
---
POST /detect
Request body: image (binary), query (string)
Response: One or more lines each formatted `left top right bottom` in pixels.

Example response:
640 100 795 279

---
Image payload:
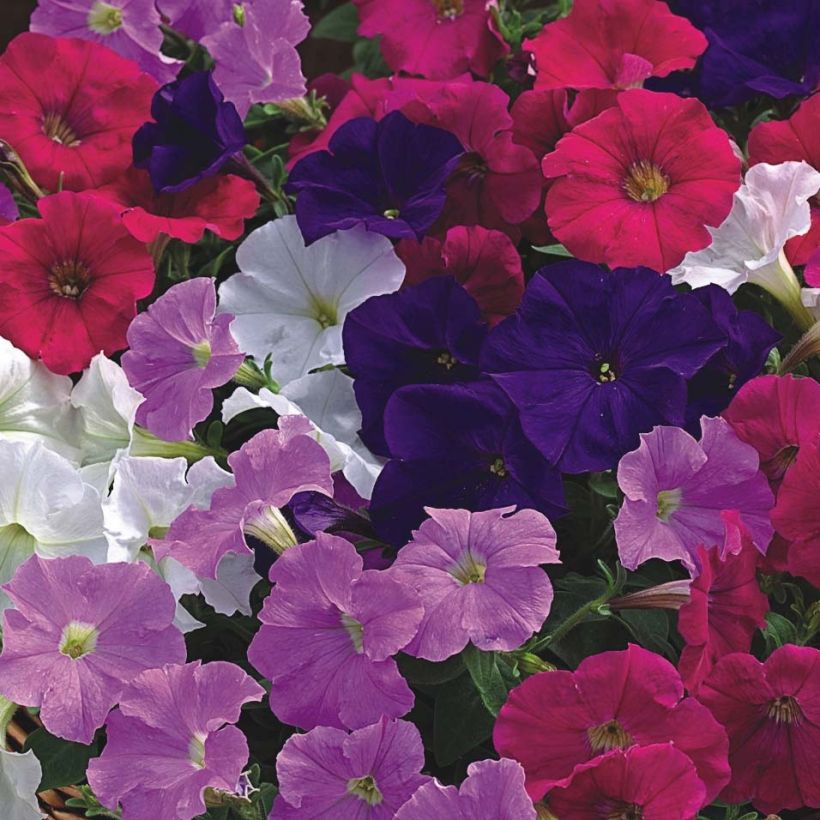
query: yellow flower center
192 340 212 368
340 613 364 653
42 111 81 147
87 1 124 35
450 550 487 585
49 260 91 299
189 733 207 769
432 0 464 19
624 160 670 203
656 489 683 522
347 774 383 805
59 622 99 660
587 719 633 752
767 695 803 724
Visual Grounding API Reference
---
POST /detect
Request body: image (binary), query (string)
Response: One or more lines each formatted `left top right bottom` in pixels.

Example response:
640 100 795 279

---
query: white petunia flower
0 748 42 820
222 369 385 499
219 215 405 386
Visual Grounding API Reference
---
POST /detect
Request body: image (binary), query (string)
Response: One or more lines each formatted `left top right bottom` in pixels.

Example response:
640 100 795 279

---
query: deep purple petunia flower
247 532 422 730
0 555 185 743
368 381 566 546
0 182 18 225
342 277 487 456
87 661 264 820
122 278 244 442
286 111 464 245
685 284 780 431
133 70 247 194
481 262 726 474
272 717 430 819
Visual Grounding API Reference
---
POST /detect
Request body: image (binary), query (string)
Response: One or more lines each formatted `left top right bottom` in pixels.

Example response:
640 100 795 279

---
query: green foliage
311 3 360 42
24 728 98 791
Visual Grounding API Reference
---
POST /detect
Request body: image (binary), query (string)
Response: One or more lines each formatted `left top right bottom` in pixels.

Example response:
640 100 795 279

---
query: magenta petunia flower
248 533 422 730
155 418 332 579
272 717 430 819
614 417 774 576
697 645 820 814
493 644 730 801
122 277 244 442
545 744 707 820
772 435 820 563
87 661 264 820
395 758 536 820
0 555 185 743
390 507 560 661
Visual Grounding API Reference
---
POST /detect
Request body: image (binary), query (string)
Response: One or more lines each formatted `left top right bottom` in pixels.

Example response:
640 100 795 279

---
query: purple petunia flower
0 555 185 743
369 381 566 546
248 533 422 730
343 277 487 456
154 416 333 578
87 661 264 820
122 278 244 442
272 717 430 819
156 0 233 41
481 261 726 474
391 507 560 661
0 182 18 225
30 0 181 82
614 416 775 575
133 71 246 194
395 758 536 820
286 112 464 245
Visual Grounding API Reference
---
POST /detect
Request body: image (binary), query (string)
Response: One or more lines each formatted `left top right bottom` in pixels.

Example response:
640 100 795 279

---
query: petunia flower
493 644 730 802
0 748 42 820
369 381 566 546
613 417 774 575
395 758 536 820
155 0 233 41
219 215 405 386
0 555 185 743
544 744 707 820
342 277 488 456
669 161 820 330
771 435 820 557
525 0 706 91
397 225 525 326
272 717 430 819
248 533 422 730
541 89 740 272
391 506 560 661
87 661 264 820
354 0 508 80
122 278 244 442
0 33 157 192
481 262 726 474
133 71 247 194
0 192 155 376
0 183 18 226
286 111 464 245
697 644 820 813
30 0 180 82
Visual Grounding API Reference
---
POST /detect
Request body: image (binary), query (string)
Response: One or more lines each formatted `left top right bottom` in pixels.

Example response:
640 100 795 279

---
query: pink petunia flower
614 417 774 575
697 644 820 814
390 506 560 661
248 533 422 730
87 661 264 820
0 555 185 743
525 0 706 92
493 644 730 802
541 89 740 272
353 0 508 81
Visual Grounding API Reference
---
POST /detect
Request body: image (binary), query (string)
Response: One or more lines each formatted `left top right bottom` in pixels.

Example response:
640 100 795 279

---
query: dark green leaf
461 645 510 717
531 243 573 257
397 653 464 686
433 674 495 766
312 3 359 42
761 612 798 653
24 728 98 791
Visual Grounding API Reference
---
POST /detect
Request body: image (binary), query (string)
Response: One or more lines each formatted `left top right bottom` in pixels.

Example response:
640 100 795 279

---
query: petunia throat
587 719 634 752
59 621 99 660
656 488 682 522
624 160 670 203
42 111 81 147
49 259 91 299
767 695 803 724
432 0 464 20
347 774 384 805
87 1 124 35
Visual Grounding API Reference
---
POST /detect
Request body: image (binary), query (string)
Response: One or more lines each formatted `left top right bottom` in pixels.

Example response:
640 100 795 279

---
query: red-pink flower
493 644 730 802
748 93 820 266
397 226 524 325
541 89 740 272
525 0 706 92
97 168 260 244
0 192 155 375
0 33 157 193
698 645 820 813
545 744 707 820
354 0 508 80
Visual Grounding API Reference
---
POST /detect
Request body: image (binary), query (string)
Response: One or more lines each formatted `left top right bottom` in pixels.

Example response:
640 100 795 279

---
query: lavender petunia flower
481 262 726 474
391 507 560 661
286 112 464 245
248 533 422 730
0 555 185 743
395 758 536 820
272 717 430 819
30 0 181 82
156 0 233 41
614 416 775 576
133 71 246 194
87 661 264 820
122 277 244 442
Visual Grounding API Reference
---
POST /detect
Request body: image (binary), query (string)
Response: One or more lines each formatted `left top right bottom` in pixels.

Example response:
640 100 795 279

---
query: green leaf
588 471 619 500
433 673 495 766
531 243 573 257
397 653 464 686
24 728 98 791
312 3 359 42
461 645 511 717
761 612 798 653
